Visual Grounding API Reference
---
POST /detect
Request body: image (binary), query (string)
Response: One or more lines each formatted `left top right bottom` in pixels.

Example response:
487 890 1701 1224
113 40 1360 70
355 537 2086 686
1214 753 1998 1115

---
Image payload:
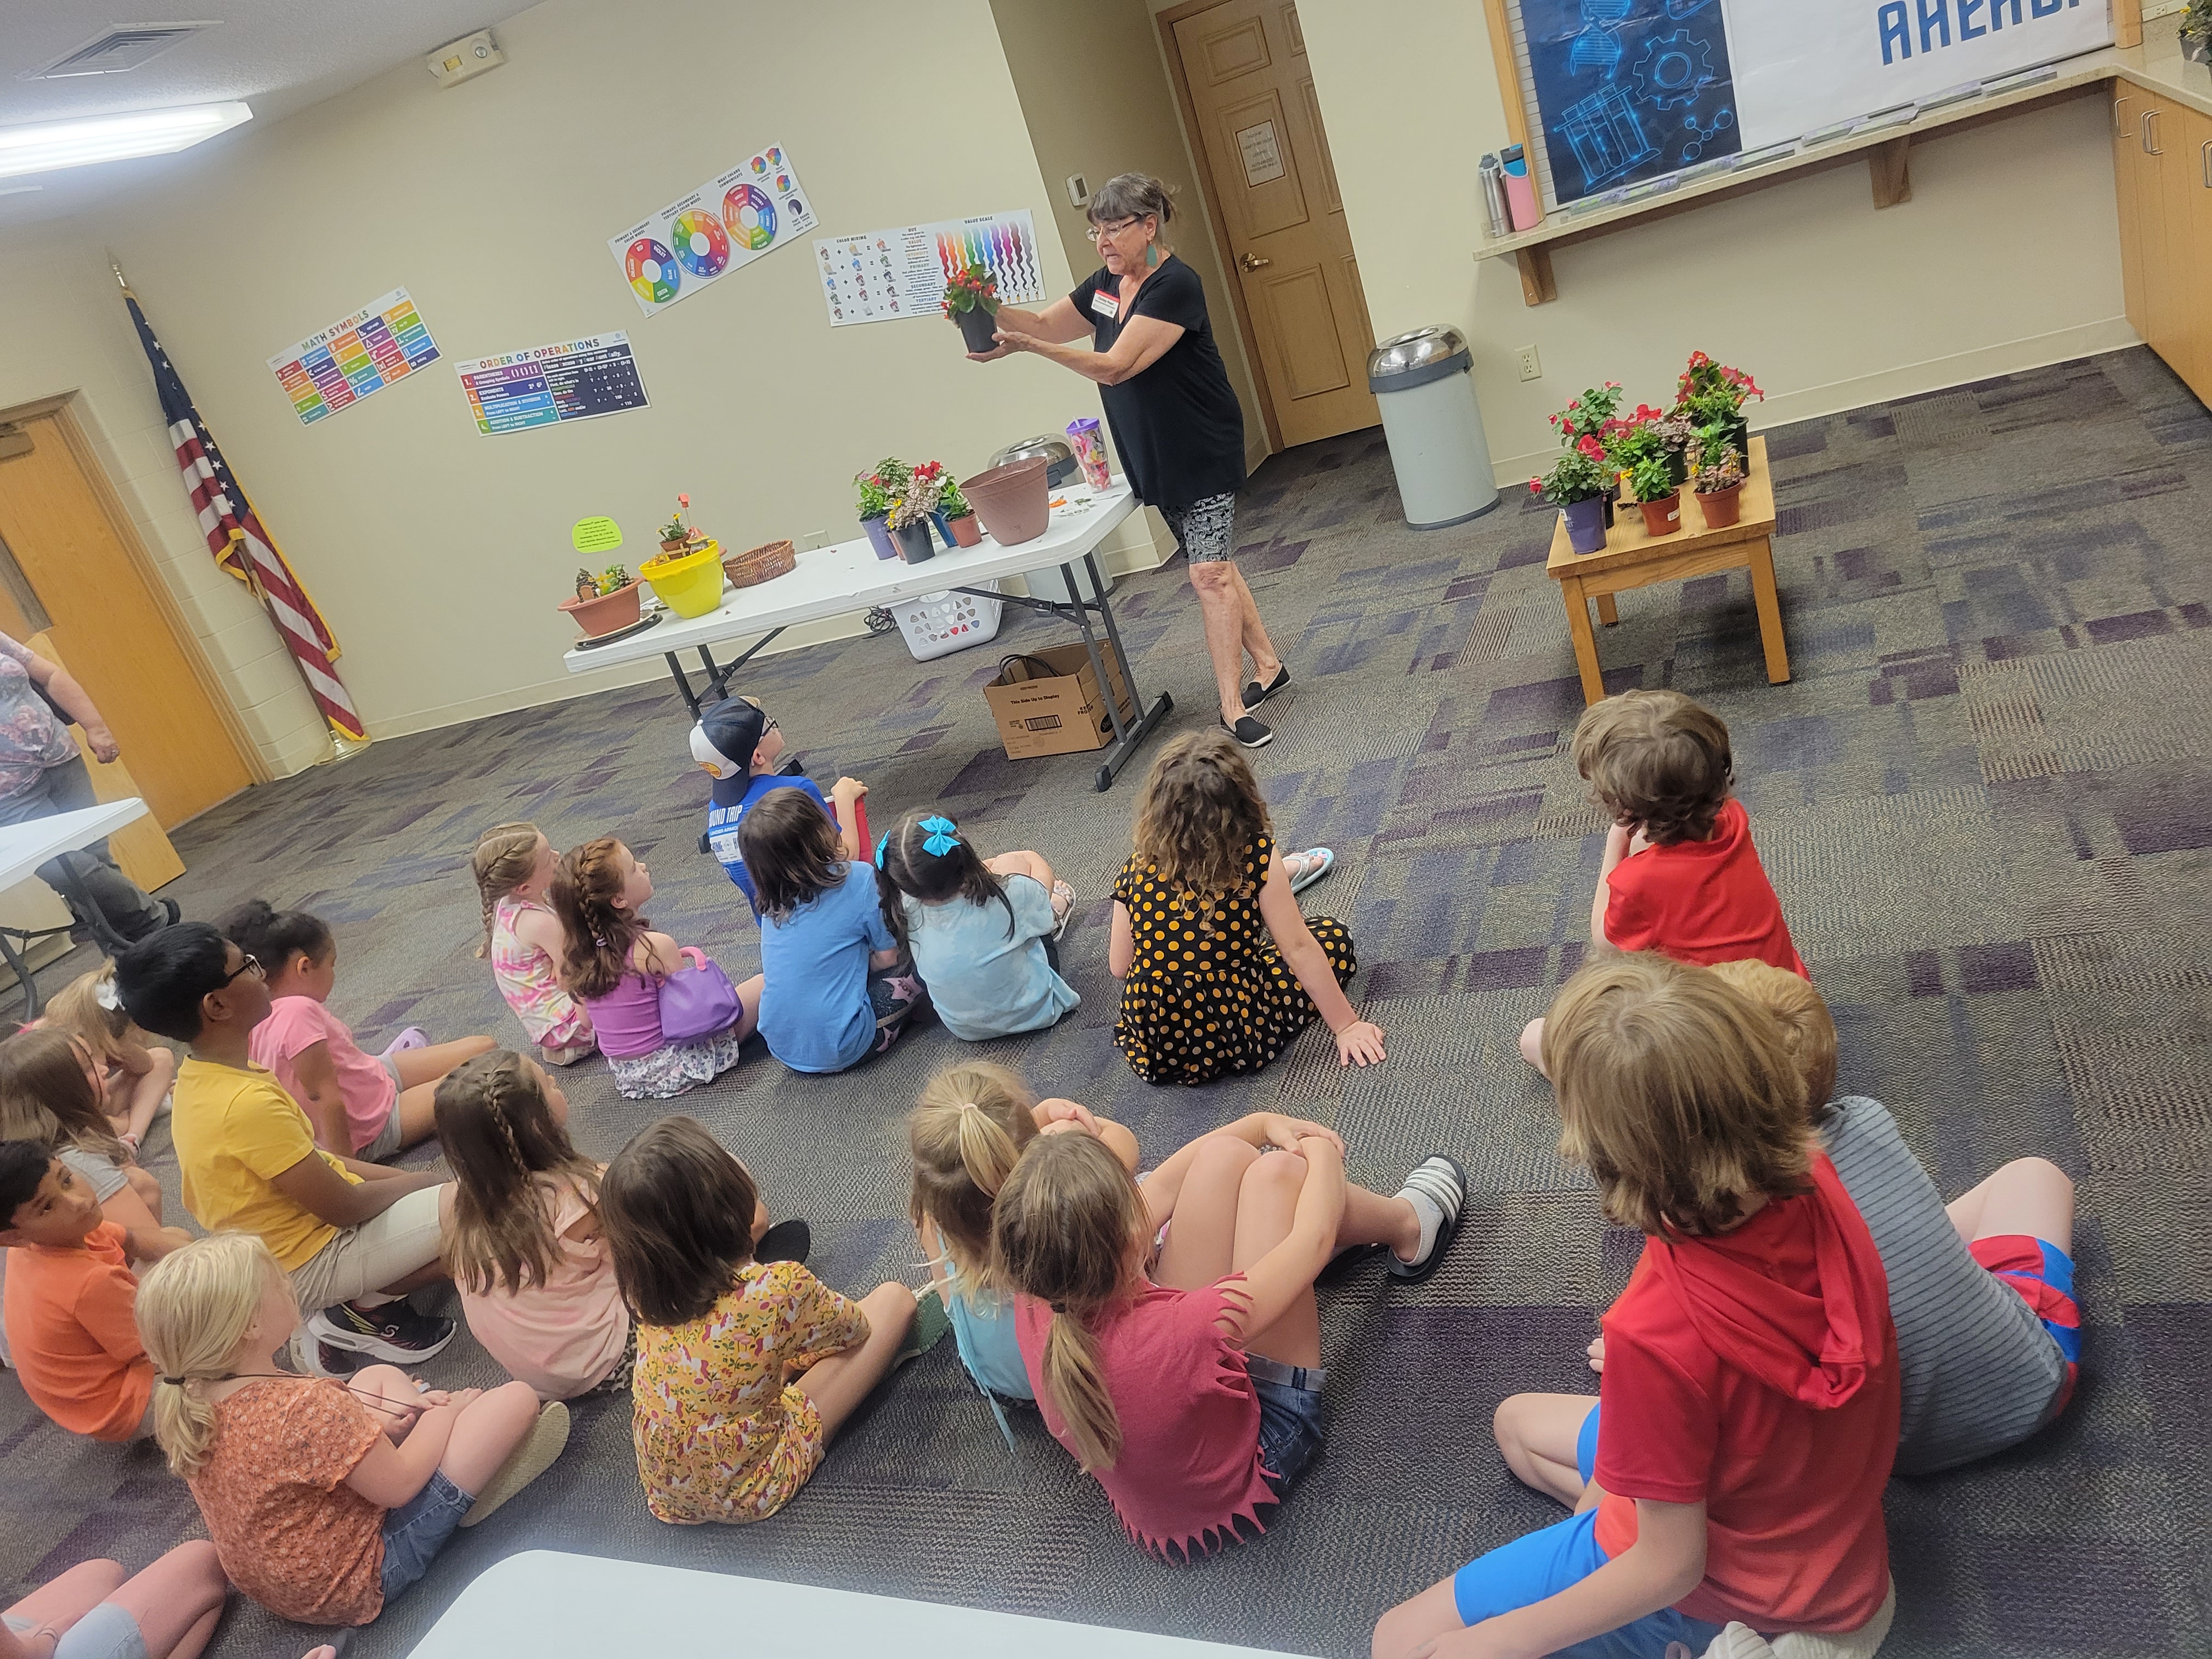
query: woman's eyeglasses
1085 217 1140 243
223 954 265 985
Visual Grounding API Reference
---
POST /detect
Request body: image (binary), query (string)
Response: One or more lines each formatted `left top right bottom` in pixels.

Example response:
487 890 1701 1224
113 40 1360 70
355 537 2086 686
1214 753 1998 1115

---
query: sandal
1286 848 1335 894
1049 879 1076 941
1388 1154 1468 1285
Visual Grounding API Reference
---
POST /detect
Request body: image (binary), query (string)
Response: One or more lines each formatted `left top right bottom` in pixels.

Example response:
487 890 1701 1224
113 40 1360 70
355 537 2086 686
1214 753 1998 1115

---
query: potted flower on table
856 459 910 560
1674 351 1764 464
935 470 982 547
1690 427 1747 528
559 563 641 636
887 465 939 563
1627 455 1684 538
943 264 1002 354
1531 436 1613 554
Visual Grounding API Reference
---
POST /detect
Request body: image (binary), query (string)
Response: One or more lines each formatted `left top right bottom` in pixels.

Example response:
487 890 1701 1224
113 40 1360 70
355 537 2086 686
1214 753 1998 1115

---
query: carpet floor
3 347 2207 1659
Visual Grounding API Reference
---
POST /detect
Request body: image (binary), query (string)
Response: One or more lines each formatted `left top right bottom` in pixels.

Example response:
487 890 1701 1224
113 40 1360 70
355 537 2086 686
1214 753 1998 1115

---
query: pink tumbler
1066 416 1111 490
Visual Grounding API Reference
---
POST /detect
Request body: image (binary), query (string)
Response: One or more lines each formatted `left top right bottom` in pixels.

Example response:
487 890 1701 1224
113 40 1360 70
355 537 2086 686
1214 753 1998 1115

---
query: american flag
125 292 366 742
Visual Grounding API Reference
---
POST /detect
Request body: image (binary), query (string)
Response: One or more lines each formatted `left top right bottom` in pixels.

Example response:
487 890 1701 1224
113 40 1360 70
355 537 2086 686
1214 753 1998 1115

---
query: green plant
1628 456 1677 504
941 264 1000 317
1605 414 1666 472
2182 0 2210 40
1548 382 1625 445
1674 350 1764 416
659 515 689 545
574 563 630 597
1692 447 1746 495
1528 437 1611 506
855 457 911 519
938 474 972 517
889 461 944 531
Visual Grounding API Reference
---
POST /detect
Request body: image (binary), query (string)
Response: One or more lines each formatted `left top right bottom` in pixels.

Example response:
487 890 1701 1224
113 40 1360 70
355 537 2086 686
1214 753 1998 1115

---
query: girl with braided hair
470 822 596 1066
435 1051 631 1399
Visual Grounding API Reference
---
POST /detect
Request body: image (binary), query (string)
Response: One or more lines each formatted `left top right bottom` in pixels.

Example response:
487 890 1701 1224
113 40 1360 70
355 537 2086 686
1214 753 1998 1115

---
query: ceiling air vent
24 24 218 80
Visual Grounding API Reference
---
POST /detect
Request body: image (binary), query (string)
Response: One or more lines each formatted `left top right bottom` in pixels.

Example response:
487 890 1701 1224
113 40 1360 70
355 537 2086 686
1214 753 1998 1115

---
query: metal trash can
1367 326 1499 529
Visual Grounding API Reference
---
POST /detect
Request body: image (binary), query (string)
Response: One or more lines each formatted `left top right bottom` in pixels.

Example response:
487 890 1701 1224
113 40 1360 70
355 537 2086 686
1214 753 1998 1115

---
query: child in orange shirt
0 1139 184 1442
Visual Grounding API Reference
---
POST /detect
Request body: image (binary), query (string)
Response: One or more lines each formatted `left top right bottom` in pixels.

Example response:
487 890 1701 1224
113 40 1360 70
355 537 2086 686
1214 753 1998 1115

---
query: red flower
1577 435 1602 458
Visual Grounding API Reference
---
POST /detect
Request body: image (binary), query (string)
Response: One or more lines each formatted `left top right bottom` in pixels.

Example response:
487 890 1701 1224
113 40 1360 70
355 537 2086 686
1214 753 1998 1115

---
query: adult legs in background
0 755 167 943
1945 1157 2075 1253
792 1281 916 1438
1170 493 1282 730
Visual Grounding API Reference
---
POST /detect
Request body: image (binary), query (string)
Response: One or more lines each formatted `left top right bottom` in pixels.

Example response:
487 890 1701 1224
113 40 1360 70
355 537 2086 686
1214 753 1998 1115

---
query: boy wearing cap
693 695 869 917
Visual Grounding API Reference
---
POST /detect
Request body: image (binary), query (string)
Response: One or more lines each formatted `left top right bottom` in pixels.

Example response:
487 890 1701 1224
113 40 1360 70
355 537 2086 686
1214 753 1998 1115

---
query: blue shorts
1248 1352 1325 1495
1451 1404 1724 1659
380 1469 472 1602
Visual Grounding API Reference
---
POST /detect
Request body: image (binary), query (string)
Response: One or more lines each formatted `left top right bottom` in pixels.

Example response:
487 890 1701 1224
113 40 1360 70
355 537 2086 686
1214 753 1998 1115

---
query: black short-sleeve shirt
1069 255 1245 514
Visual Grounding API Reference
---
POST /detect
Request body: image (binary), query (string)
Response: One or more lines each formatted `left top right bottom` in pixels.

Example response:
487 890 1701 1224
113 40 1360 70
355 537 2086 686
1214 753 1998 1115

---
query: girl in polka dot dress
1109 730 1384 1086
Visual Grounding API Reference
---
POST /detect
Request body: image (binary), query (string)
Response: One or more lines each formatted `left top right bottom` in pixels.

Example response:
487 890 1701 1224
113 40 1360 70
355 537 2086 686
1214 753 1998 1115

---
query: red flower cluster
1678 350 1764 403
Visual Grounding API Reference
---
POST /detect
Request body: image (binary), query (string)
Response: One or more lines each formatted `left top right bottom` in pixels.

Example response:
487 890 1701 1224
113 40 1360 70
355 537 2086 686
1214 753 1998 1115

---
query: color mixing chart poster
453 333 649 436
1522 0 1743 206
610 142 817 318
268 289 440 426
815 210 1043 329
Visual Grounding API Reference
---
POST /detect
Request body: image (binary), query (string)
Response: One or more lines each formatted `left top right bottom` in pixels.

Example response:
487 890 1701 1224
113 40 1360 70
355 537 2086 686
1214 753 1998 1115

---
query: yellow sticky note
572 516 623 554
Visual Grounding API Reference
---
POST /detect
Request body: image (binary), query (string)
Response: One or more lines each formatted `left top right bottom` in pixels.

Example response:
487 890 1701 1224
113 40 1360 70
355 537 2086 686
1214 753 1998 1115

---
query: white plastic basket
891 580 1003 661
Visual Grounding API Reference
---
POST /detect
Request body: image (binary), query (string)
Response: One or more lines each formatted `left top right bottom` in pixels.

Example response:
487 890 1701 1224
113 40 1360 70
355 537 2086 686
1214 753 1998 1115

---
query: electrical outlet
1516 345 1542 381
799 530 828 552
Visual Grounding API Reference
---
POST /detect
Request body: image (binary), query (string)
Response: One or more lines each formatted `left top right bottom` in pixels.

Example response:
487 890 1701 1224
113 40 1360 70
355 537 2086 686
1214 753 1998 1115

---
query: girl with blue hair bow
874 809 1079 1043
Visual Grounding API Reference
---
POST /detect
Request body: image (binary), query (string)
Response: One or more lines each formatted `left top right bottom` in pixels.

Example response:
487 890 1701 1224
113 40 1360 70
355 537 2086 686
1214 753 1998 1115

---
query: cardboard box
985 641 1136 760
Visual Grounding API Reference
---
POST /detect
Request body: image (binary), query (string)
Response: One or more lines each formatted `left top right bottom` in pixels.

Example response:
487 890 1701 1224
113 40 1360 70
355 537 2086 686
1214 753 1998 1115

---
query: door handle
1238 253 1272 272
2203 138 2211 188
2141 109 2163 155
2113 94 2130 134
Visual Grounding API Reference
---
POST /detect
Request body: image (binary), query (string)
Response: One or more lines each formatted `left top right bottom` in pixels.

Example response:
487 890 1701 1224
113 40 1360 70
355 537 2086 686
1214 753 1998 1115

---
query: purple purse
657 946 742 1042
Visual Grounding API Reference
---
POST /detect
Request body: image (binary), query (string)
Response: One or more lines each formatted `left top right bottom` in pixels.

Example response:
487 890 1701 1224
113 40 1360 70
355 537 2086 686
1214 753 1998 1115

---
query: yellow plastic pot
641 540 724 618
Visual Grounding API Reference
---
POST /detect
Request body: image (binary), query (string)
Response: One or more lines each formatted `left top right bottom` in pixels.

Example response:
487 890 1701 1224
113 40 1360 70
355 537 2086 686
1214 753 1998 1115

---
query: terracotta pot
659 538 689 556
953 304 1000 354
1561 496 1607 554
1697 483 1743 529
960 457 1050 546
1638 493 1683 538
942 511 983 548
558 579 644 637
862 514 898 560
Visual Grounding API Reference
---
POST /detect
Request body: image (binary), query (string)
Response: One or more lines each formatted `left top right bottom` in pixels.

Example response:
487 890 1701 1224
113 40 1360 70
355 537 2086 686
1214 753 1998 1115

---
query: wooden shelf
1479 13 2212 306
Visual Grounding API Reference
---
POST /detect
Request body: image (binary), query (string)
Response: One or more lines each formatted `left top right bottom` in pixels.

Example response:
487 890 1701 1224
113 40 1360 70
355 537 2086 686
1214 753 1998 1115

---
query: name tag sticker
1090 290 1119 320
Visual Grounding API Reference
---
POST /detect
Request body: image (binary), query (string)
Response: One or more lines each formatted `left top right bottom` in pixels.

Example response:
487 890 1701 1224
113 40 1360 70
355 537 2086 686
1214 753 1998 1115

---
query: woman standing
972 174 1288 750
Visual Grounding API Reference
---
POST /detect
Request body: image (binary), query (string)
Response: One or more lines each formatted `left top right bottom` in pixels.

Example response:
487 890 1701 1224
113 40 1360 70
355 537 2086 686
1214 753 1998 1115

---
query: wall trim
1486 317 2143 484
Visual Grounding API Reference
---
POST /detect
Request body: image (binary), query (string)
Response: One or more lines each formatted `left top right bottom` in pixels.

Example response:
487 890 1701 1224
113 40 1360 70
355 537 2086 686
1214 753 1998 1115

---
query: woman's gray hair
1087 172 1176 227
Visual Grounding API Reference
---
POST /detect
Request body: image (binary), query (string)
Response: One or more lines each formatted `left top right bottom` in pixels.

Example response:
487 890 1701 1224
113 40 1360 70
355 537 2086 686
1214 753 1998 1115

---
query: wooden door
2177 104 2212 404
2137 100 2180 376
1172 0 1379 447
0 410 255 826
2113 85 2147 337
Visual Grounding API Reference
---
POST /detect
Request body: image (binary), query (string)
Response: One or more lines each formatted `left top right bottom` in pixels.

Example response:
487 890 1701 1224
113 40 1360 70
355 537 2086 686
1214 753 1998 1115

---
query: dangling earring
1146 240 1160 269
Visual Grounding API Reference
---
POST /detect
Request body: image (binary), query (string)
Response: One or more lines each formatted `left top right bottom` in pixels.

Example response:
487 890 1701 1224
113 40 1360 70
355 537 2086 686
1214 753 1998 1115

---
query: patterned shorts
1162 493 1238 565
607 1029 747 1100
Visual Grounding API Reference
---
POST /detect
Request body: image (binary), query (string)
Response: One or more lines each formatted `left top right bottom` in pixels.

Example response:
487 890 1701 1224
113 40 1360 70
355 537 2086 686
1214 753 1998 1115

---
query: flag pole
110 256 367 768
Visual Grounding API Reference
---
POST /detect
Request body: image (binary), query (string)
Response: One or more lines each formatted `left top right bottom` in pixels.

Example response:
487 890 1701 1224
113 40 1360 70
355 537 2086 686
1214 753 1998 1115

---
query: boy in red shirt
1375 954 1899 1659
1522 690 1803 1075
0 1139 184 1442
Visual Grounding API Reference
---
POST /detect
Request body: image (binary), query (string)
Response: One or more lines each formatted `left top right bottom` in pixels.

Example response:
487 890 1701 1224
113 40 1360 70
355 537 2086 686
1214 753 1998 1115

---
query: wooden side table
1544 435 1788 705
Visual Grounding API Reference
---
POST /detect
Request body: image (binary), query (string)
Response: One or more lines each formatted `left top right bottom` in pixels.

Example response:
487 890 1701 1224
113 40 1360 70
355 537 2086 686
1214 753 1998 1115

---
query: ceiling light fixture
0 100 251 180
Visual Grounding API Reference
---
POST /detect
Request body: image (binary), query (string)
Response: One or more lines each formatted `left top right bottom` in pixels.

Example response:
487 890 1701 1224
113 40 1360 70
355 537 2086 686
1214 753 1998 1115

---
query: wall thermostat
427 30 503 88
1065 174 1090 207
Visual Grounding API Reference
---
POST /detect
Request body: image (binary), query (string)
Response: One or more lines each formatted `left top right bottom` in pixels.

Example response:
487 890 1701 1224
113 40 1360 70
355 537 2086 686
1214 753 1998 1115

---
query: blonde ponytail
134 1232 290 1479
907 1062 1036 1293
991 1132 1148 1474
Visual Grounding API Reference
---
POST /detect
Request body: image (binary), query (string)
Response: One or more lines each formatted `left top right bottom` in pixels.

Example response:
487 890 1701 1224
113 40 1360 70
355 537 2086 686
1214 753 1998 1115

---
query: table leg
1560 575 1606 706
0 928 42 1022
1079 554 1173 793
1063 562 1132 747
1595 592 1619 627
1747 537 1791 684
664 652 701 718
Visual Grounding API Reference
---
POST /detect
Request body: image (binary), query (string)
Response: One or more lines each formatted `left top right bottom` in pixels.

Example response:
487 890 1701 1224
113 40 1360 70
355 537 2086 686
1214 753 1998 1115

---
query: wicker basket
724 538 796 589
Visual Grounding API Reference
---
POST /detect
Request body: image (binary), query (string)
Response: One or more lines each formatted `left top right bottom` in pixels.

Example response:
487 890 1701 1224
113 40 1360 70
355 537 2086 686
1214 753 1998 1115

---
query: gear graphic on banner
1631 31 1715 110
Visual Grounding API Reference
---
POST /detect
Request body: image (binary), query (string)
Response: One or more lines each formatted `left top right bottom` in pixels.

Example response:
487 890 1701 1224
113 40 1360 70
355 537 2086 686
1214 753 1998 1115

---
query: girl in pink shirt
995 1121 1466 1558
435 1049 628 1400
221 900 501 1160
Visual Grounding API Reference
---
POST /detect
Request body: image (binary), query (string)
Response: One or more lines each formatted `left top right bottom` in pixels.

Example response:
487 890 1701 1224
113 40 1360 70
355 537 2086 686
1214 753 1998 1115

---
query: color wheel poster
610 142 817 318
816 210 1043 328
453 333 649 436
268 289 440 426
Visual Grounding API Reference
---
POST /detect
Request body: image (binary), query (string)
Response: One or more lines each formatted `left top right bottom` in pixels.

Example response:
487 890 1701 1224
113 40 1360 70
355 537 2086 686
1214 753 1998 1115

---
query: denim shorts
357 1077 405 1161
8 1604 148 1659
1248 1352 1327 1494
380 1469 472 1601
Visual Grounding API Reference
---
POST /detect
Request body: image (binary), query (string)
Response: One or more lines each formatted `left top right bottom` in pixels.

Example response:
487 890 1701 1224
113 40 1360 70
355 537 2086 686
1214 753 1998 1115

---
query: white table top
0 799 148 894
408 1551 1309 1659
562 483 1138 674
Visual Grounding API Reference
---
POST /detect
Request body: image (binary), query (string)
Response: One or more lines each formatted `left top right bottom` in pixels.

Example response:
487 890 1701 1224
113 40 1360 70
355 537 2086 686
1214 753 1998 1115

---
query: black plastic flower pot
954 304 1000 354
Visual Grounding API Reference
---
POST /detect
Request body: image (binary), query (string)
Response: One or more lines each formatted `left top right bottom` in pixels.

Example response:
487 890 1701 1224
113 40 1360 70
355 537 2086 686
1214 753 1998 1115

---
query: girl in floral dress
596 1117 914 1523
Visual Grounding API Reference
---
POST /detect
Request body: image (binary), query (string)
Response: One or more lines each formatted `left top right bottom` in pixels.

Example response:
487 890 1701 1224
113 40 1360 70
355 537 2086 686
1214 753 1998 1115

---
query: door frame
0 391 272 792
1156 0 1291 457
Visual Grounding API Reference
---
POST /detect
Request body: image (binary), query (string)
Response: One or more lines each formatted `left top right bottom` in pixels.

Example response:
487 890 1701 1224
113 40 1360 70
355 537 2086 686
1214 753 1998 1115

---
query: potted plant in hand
1690 429 1747 528
944 263 1002 354
1531 435 1613 554
856 460 908 560
1628 455 1683 537
934 469 982 547
887 465 938 563
558 563 642 636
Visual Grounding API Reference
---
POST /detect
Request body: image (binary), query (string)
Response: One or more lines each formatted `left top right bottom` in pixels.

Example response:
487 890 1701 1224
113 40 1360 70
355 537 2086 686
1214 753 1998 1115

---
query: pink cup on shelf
1066 416 1111 490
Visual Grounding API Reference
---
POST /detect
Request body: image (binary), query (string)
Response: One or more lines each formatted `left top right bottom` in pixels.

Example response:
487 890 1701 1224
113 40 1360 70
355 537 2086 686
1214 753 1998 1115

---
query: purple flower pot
1562 496 1608 555
862 514 898 561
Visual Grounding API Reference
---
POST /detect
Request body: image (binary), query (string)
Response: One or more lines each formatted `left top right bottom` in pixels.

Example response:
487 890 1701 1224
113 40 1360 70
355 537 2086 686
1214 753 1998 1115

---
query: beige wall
1160 0 2132 483
991 0 1271 475
0 0 1165 754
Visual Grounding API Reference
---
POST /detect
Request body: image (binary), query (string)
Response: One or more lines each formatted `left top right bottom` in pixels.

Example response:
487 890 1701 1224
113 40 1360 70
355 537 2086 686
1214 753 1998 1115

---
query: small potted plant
1530 436 1613 554
1628 455 1683 538
1691 429 1747 528
1674 351 1763 462
887 465 939 563
943 263 1002 354
934 468 982 547
855 460 907 560
2182 0 2210 61
658 493 707 555
558 563 641 636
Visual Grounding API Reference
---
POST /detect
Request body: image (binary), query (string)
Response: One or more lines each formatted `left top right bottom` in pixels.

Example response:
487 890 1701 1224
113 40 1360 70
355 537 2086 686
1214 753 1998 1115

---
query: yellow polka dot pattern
1110 832 1357 1087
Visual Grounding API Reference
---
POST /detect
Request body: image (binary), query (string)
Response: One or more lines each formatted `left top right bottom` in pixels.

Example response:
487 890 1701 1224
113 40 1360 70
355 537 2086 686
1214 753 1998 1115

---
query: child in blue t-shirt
876 808 1077 1042
740 788 924 1073
692 696 868 917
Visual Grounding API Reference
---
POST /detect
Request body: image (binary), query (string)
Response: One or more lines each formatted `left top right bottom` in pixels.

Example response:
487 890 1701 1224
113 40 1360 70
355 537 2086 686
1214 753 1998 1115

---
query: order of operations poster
609 142 817 318
267 289 440 425
453 334 649 436
816 210 1043 328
